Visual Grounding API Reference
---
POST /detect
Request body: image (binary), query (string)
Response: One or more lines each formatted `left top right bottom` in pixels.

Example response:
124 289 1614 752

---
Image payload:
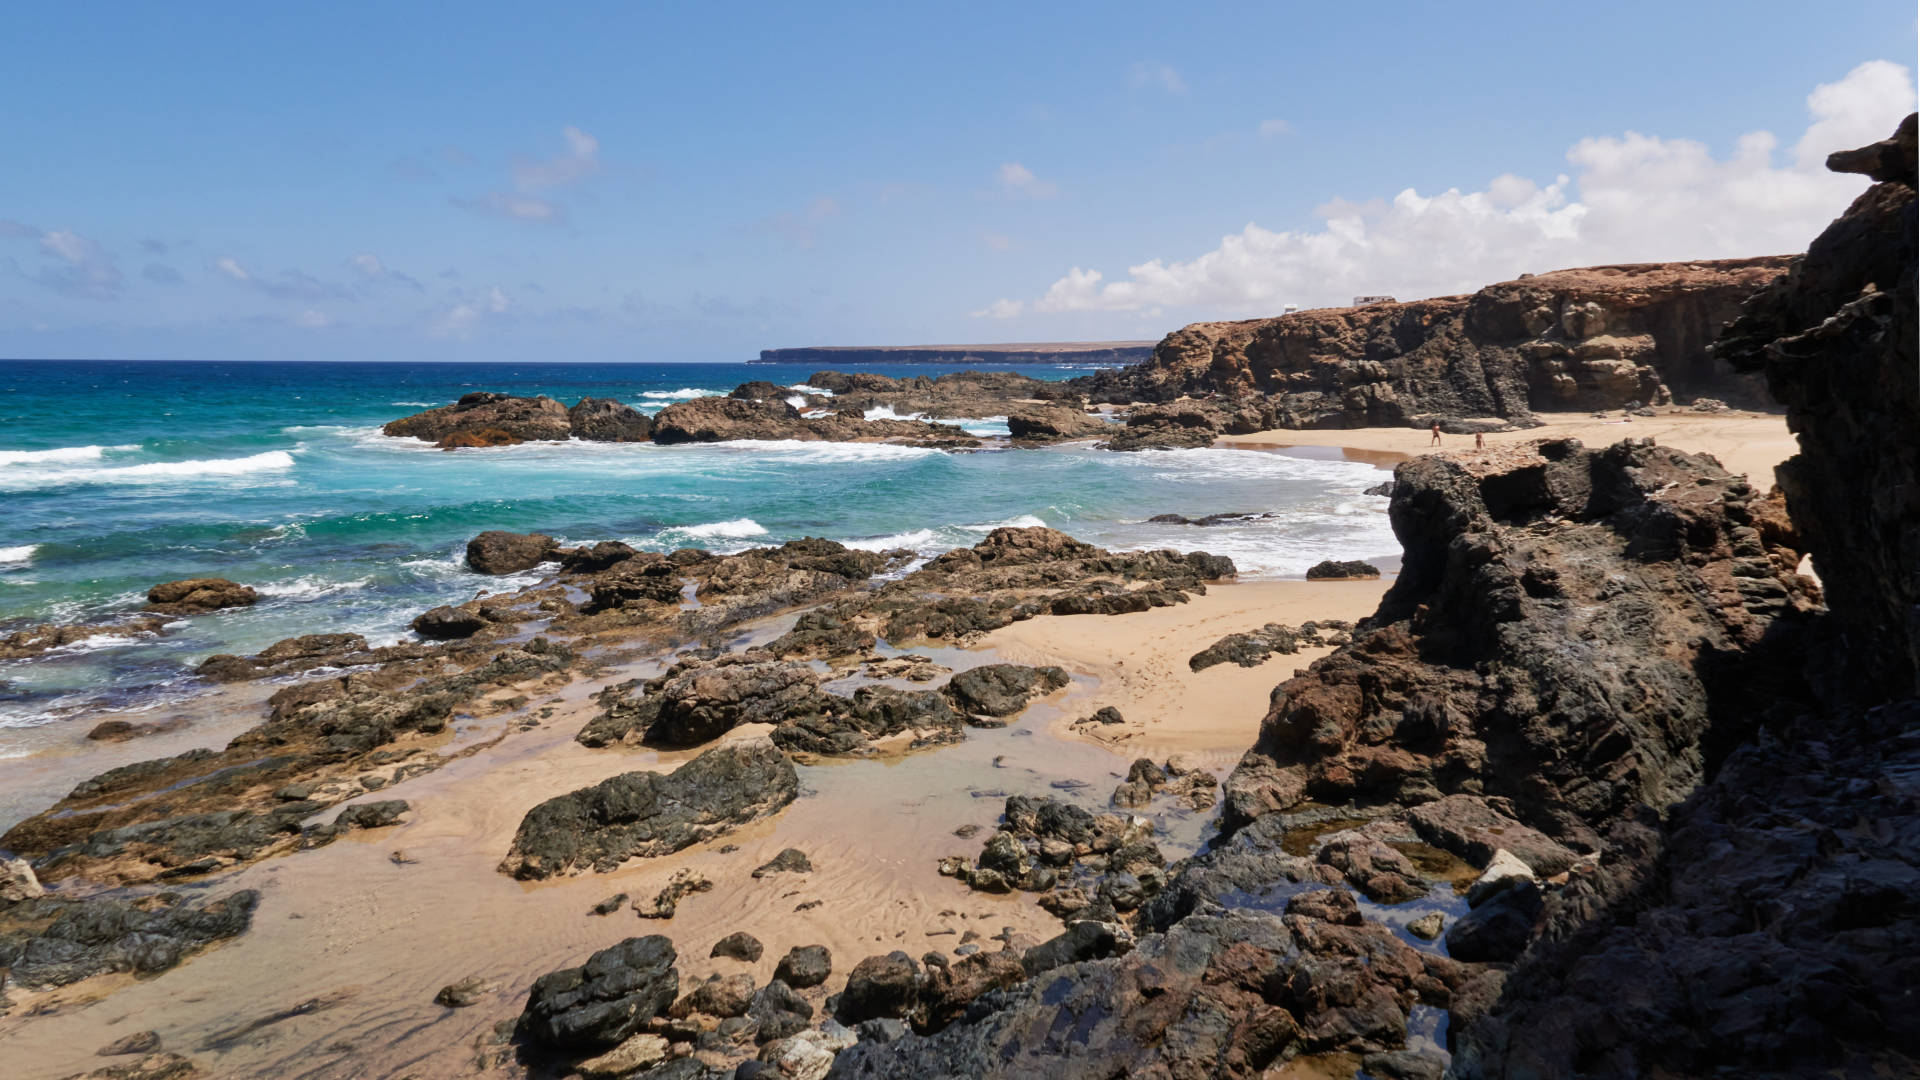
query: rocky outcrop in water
1071 257 1791 428
499 740 799 879
383 392 575 444
568 396 655 442
0 617 168 660
650 395 981 447
142 579 257 615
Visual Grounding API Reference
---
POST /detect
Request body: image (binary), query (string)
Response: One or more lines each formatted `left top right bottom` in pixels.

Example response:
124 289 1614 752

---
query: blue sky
0 2 1913 362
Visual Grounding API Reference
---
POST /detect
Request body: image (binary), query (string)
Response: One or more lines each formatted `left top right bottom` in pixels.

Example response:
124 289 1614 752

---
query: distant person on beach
1475 432 1485 449
1430 422 1442 446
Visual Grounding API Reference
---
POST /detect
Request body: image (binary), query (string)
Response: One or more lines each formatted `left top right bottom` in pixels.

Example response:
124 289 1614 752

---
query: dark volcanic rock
1222 436 1808 838
773 944 831 989
942 664 1069 718
836 951 921 1024
1006 405 1105 442
567 397 653 442
57 1054 199 1080
143 579 258 615
410 604 488 640
465 531 558 575
384 394 573 444
830 909 1460 1077
710 932 763 962
1074 256 1790 425
644 661 826 746
651 396 803 443
1443 117 1920 1080
0 889 259 990
1304 559 1380 580
499 740 799 878
518 935 679 1051
3 644 574 885
751 848 813 878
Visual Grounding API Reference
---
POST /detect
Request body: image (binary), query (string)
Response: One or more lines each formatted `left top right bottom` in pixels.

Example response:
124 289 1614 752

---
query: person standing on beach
1475 432 1485 450
1430 422 1442 446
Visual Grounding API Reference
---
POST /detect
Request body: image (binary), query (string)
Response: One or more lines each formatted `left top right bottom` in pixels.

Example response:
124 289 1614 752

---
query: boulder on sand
518 935 680 1051
499 740 799 879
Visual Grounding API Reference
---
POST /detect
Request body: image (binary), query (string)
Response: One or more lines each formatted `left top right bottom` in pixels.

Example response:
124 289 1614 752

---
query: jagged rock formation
1442 114 1920 1080
1071 256 1791 427
1716 112 1918 702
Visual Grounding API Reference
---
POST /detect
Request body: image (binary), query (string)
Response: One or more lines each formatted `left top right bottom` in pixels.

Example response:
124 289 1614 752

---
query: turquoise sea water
0 359 1397 735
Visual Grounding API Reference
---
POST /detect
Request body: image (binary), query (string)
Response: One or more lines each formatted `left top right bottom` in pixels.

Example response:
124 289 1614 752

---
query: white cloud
512 124 601 189
1258 118 1293 138
970 298 1025 319
431 286 511 338
752 196 842 249
982 232 1014 252
216 256 250 281
458 191 563 223
293 308 330 328
1129 62 1187 95
988 60 1916 319
2 221 124 298
998 162 1058 198
214 257 350 300
350 253 385 277
459 125 601 226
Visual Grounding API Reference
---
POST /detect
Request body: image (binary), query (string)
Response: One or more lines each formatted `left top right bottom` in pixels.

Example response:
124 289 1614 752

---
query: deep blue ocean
0 359 1396 737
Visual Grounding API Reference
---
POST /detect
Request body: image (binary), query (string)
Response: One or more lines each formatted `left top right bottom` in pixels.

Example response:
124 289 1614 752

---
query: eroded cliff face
1077 257 1791 426
1450 115 1920 1079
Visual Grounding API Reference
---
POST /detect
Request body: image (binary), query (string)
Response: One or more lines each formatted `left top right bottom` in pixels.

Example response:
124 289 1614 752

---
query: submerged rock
0 889 259 990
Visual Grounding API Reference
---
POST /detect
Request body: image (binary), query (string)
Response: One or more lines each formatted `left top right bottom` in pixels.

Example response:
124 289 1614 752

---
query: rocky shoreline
3 118 1910 1080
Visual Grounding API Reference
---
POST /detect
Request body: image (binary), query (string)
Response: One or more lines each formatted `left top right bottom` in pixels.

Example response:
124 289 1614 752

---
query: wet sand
986 579 1391 769
1 643 1208 1079
0 415 1801 1078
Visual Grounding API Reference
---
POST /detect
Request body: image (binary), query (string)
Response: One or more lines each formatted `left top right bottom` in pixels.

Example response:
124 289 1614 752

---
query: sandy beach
0 408 1809 1079
986 578 1389 767
1218 408 1797 487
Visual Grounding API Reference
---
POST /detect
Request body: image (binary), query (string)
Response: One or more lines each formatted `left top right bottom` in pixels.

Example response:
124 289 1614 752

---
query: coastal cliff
1073 256 1792 427
832 119 1917 1079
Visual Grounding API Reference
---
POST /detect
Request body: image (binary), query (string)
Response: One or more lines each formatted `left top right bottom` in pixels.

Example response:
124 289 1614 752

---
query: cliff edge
1073 256 1793 428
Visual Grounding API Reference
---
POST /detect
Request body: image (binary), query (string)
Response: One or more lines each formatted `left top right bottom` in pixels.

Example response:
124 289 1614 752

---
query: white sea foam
704 440 942 462
959 514 1048 532
642 388 721 400
842 529 938 552
0 450 297 491
786 395 808 409
259 575 373 601
0 545 36 567
673 518 769 540
0 444 135 466
863 405 924 421
390 401 438 407
788 383 834 396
